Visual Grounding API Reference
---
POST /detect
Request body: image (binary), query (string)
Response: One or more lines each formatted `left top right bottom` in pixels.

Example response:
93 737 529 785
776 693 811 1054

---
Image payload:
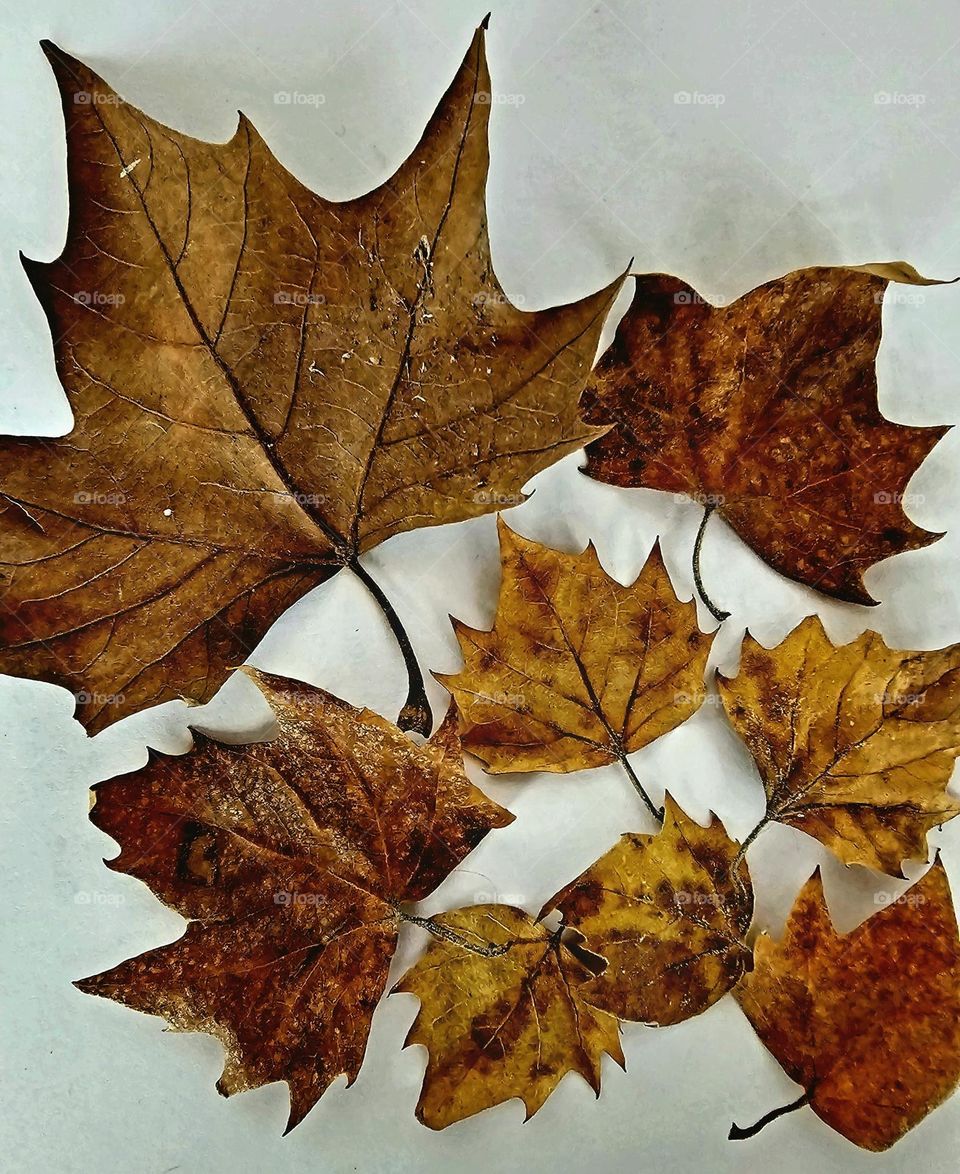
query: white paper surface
1 2 959 1171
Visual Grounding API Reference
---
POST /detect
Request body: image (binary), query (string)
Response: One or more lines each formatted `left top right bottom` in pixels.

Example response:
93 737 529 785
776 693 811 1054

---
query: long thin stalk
400 910 508 957
349 558 432 736
617 750 664 824
693 504 730 623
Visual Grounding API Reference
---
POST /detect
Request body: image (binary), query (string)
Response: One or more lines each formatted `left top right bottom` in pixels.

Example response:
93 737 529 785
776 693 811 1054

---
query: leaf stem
730 816 769 875
400 910 508 957
728 1085 815 1141
617 750 664 824
693 504 730 623
349 558 432 736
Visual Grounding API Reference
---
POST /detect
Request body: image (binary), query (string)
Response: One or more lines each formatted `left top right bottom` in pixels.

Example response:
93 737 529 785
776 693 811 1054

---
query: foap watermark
873 490 925 506
674 90 725 106
476 90 525 106
874 288 926 307
73 91 123 106
76 690 126 706
274 91 326 107
73 290 125 307
678 490 726 507
675 890 726 907
874 889 928 908
274 890 326 907
275 290 327 306
474 489 524 506
74 890 125 906
876 689 927 707
874 90 926 106
74 490 126 505
473 291 526 307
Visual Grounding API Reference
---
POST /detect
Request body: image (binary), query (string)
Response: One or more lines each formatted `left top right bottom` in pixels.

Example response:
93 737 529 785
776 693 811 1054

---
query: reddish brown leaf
75 668 512 1132
582 266 949 604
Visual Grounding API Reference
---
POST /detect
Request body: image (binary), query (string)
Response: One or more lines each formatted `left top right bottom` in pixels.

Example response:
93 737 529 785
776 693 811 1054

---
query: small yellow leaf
544 794 752 1024
394 905 624 1128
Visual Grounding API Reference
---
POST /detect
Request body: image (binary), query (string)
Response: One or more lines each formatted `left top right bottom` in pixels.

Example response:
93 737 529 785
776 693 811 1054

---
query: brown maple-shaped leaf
393 904 624 1128
581 266 950 606
542 794 752 1024
0 23 620 732
74 668 512 1133
436 519 713 820
732 860 960 1151
718 615 960 875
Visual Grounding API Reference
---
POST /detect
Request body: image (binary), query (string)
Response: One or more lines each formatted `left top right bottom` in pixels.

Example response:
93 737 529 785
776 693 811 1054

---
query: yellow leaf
544 794 752 1024
394 905 624 1128
437 519 713 817
718 615 960 874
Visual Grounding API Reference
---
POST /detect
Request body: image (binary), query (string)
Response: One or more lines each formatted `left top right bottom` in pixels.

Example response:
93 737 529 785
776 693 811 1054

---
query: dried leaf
733 860 960 1151
75 668 512 1132
0 25 619 731
394 905 624 1128
582 267 949 604
437 520 713 815
543 794 752 1024
718 616 960 875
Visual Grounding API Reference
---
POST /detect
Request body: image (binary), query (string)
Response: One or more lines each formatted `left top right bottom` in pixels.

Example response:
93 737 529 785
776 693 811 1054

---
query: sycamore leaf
0 24 620 732
581 266 950 605
74 668 512 1133
393 905 624 1128
436 519 713 817
733 861 960 1151
542 794 752 1024
718 615 960 875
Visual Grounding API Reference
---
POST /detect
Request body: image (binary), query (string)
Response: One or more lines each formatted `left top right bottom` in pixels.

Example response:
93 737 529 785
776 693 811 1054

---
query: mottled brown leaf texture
734 861 960 1151
718 616 960 875
394 905 624 1128
0 26 619 731
437 520 713 790
75 669 512 1132
582 266 949 604
543 794 752 1024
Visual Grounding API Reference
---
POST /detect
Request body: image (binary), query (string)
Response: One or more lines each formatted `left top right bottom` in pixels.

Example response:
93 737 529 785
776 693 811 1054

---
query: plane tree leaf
542 794 752 1024
581 266 950 606
393 904 624 1129
436 519 713 819
0 23 620 732
732 860 960 1151
74 668 513 1133
718 616 960 875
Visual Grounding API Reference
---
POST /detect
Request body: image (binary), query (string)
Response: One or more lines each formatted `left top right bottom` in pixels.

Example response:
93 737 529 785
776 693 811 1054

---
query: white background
2 1 960 1171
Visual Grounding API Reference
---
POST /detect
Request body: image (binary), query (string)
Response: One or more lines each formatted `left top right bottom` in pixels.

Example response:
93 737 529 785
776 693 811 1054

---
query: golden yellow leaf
437 519 713 818
733 861 960 1151
394 905 624 1128
718 615 960 874
543 794 752 1024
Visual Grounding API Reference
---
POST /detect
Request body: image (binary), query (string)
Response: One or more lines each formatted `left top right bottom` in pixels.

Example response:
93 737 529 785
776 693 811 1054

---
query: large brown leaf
75 668 512 1132
543 794 752 1024
718 616 960 875
733 861 960 1151
437 519 713 819
581 266 949 605
394 905 624 1128
0 24 619 731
